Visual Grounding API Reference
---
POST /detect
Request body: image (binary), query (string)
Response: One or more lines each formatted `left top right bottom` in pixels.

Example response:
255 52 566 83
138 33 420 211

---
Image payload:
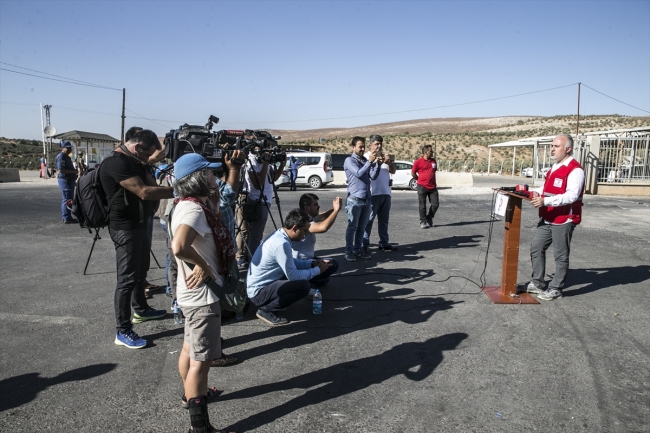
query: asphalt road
0 176 648 432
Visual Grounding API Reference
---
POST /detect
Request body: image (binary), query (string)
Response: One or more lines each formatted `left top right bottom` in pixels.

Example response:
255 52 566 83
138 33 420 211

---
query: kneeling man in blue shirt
247 209 332 326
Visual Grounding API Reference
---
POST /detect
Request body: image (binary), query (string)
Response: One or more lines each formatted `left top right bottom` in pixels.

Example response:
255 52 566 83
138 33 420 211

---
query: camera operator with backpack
99 129 174 349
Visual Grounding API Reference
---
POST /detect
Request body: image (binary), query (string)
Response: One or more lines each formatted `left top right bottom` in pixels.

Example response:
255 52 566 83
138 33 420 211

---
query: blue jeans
363 195 391 248
58 178 75 221
290 170 298 191
345 196 372 253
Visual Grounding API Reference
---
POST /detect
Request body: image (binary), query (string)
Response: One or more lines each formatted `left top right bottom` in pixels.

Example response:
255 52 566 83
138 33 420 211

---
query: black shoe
63 219 79 224
426 217 433 227
379 244 398 251
256 309 290 326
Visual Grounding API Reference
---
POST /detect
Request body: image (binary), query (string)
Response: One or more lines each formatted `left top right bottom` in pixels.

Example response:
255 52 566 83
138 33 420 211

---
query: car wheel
309 176 322 189
409 178 417 191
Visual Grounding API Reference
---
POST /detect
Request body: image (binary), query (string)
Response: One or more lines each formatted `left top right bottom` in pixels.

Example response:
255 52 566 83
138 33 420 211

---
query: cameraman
247 209 331 326
214 150 246 250
244 145 286 257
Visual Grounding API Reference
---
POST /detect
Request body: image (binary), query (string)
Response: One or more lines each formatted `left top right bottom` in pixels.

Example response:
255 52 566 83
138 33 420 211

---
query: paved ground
1 172 649 432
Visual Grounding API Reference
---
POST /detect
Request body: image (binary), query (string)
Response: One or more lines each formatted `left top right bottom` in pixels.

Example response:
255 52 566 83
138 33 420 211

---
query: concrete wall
596 183 650 197
0 168 20 182
331 171 473 187
436 172 473 187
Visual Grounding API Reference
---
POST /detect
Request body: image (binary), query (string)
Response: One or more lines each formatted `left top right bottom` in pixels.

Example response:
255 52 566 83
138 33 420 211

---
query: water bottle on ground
312 290 322 315
173 300 183 325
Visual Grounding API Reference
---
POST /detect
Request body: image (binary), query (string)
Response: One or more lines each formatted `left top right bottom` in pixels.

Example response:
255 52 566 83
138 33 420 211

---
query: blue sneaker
114 329 147 349
131 307 167 324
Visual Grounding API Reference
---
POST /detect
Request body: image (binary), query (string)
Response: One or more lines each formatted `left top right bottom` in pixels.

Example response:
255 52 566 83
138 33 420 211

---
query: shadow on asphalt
0 363 117 412
222 333 468 432
433 220 493 227
563 265 650 297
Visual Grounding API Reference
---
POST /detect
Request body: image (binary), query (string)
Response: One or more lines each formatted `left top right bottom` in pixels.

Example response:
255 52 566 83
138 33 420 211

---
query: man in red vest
527 134 585 301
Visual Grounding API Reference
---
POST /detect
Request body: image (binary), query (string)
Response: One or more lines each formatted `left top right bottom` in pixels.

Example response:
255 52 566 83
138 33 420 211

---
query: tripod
232 158 285 261
82 227 162 275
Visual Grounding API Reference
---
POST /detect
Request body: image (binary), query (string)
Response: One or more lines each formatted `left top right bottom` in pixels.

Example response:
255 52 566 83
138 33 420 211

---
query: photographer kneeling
170 154 238 433
247 209 332 326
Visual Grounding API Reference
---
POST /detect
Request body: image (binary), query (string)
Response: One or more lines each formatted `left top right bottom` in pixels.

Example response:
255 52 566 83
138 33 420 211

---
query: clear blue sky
1 0 648 140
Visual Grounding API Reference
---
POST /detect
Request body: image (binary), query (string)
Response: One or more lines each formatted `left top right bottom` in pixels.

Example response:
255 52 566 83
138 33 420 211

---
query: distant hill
271 114 649 173
2 114 648 172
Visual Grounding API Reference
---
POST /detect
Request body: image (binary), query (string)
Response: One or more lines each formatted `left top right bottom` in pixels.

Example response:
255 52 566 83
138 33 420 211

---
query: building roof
52 130 120 143
488 126 650 148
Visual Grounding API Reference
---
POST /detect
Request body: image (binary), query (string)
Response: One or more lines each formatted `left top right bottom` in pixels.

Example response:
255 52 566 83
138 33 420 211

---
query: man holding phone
293 193 343 292
362 134 397 252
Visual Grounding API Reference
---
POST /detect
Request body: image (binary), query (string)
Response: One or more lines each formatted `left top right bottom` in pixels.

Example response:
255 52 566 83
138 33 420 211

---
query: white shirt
245 153 274 205
365 152 392 196
171 201 223 308
535 156 585 224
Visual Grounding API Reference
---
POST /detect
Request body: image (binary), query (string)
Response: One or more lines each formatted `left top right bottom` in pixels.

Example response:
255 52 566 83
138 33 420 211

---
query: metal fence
598 136 650 183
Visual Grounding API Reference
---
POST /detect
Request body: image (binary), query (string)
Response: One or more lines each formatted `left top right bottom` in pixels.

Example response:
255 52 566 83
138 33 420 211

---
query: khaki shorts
183 302 221 362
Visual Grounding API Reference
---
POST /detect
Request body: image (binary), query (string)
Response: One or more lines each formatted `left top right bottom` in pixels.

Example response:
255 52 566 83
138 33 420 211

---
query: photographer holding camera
243 144 286 257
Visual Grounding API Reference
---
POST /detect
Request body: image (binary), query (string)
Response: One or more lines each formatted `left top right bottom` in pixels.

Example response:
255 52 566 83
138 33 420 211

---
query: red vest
540 158 584 225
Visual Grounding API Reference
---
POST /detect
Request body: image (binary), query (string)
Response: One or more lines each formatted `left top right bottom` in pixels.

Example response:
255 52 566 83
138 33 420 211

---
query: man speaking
527 134 584 301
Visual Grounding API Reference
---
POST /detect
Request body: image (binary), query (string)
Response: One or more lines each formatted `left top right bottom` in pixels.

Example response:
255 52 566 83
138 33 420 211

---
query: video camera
164 115 285 165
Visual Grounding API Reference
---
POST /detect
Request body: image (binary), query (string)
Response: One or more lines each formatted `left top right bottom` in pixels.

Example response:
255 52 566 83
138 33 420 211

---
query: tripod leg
83 228 102 275
150 249 163 269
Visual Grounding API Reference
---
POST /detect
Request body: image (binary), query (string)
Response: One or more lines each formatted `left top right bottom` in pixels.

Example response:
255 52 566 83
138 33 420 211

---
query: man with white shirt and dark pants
362 134 397 253
244 146 285 259
527 134 585 301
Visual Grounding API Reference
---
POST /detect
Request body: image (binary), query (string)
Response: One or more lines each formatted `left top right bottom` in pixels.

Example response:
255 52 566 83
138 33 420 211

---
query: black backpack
71 156 120 230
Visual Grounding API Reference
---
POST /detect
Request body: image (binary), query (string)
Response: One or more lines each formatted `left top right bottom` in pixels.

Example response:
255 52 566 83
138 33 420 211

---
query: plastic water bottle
312 290 322 315
173 300 183 325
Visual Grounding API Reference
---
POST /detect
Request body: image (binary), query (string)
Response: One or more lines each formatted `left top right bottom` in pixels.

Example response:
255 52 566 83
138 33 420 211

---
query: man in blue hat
55 141 78 223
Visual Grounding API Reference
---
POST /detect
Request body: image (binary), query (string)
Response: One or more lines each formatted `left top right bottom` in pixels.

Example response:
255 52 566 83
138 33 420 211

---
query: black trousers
251 280 310 313
417 185 439 223
109 227 151 332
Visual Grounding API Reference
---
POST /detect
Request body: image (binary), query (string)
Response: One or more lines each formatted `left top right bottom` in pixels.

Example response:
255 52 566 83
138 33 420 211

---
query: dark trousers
417 185 439 223
309 258 339 287
109 227 151 332
251 280 310 313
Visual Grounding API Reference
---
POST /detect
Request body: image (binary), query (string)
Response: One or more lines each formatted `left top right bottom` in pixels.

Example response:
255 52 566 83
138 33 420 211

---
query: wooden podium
483 190 539 304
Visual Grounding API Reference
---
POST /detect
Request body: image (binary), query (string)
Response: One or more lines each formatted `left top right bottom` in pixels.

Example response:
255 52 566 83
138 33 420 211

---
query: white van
275 151 334 189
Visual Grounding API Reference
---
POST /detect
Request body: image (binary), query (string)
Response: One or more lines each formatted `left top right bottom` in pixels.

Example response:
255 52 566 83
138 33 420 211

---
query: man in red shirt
411 145 439 229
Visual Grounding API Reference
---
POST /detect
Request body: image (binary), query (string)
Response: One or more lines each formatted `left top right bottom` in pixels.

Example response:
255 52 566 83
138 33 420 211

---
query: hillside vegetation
2 114 648 172
277 114 649 173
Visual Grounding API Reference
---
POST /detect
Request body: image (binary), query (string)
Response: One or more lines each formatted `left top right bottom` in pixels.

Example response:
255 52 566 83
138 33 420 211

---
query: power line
0 68 121 91
0 61 122 91
125 108 176 129
582 83 650 114
240 83 580 124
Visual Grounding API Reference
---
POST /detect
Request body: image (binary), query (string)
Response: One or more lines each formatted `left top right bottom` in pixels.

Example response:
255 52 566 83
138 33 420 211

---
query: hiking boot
114 329 147 349
132 307 167 324
256 309 290 326
420 222 429 229
537 289 562 301
378 244 398 251
526 281 544 294
344 251 357 262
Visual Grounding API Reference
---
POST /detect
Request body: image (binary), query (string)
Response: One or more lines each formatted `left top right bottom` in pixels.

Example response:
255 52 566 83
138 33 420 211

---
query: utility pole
43 105 54 179
121 88 126 143
576 82 581 136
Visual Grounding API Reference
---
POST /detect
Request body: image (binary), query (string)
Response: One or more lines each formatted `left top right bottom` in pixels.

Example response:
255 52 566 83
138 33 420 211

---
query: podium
483 190 539 304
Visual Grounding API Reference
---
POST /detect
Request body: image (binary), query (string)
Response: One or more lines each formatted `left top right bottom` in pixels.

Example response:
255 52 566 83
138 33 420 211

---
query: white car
522 167 533 177
275 152 334 189
390 160 418 190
